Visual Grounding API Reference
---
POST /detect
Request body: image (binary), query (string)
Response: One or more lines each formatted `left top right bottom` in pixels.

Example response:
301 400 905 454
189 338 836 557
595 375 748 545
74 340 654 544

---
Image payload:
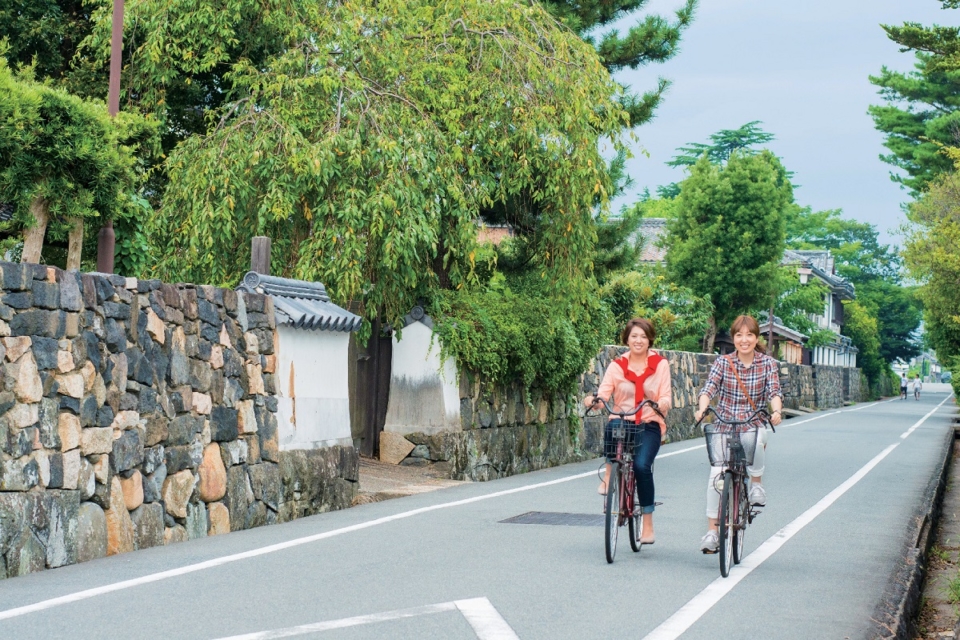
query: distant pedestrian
912 376 922 401
900 375 908 400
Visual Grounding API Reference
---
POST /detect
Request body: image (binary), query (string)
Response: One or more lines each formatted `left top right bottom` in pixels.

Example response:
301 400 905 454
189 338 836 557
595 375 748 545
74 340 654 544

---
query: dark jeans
603 419 661 514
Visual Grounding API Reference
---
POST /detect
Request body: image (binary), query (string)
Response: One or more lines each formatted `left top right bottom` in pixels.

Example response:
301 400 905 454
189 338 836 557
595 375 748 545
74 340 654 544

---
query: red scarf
615 351 664 423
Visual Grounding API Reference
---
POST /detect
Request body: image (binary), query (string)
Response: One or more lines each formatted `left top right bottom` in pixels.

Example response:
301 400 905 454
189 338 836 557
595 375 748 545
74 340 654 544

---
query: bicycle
697 407 773 578
585 396 664 564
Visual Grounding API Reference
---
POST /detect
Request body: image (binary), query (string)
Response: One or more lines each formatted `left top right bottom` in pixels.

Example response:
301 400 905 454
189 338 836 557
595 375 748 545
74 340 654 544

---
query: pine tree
541 0 697 130
869 1 960 193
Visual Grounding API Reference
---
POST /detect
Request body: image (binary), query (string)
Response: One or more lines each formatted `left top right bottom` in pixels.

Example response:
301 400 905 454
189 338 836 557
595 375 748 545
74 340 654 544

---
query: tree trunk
21 196 49 264
66 218 84 271
702 315 717 354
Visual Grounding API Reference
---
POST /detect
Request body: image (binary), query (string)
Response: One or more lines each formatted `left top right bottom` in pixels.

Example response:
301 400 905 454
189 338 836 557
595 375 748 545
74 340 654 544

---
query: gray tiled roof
237 272 362 332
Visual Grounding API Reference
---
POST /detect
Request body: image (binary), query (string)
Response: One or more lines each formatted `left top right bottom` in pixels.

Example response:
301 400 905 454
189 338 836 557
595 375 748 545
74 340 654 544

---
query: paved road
0 391 955 640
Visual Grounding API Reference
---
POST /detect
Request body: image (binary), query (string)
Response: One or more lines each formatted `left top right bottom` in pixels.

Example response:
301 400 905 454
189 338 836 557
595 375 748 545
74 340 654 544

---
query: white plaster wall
275 324 353 450
384 322 461 436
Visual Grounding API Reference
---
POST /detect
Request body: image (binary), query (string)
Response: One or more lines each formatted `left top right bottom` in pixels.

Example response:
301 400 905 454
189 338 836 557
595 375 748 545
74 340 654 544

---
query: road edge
868 422 955 640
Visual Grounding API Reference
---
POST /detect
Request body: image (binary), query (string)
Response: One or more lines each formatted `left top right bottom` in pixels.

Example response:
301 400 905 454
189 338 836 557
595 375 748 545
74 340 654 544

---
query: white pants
705 426 768 519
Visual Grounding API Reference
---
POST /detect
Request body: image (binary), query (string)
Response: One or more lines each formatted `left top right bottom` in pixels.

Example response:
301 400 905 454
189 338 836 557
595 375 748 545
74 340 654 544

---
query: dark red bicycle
586 397 663 564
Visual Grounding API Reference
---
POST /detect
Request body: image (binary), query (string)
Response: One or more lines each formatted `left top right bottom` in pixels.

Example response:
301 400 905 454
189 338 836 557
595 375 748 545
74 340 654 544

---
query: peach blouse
596 351 672 434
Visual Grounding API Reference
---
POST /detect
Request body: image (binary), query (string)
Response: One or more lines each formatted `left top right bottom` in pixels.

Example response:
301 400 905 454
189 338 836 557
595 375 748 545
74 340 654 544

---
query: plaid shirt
700 353 783 422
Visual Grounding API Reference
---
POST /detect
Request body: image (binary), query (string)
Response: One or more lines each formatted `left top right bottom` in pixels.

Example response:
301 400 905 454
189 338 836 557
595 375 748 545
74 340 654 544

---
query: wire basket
703 423 758 468
604 420 638 460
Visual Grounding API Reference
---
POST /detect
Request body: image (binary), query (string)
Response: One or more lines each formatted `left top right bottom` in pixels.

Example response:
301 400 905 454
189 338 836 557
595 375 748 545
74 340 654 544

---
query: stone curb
869 423 955 640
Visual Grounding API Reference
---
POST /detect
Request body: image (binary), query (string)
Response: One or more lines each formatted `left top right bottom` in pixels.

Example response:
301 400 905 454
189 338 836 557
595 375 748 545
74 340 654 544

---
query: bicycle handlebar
695 406 775 432
584 396 664 421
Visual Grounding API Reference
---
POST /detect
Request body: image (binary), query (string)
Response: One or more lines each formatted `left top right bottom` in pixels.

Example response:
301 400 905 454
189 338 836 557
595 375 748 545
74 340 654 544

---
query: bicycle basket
703 423 758 467
603 420 638 459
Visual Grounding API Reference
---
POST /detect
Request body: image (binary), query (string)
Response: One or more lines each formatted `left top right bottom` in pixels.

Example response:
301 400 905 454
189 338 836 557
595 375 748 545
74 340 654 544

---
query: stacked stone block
0 262 282 578
404 372 582 482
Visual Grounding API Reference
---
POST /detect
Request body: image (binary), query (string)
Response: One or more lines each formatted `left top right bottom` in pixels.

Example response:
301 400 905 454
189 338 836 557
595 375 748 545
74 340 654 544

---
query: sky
607 0 954 245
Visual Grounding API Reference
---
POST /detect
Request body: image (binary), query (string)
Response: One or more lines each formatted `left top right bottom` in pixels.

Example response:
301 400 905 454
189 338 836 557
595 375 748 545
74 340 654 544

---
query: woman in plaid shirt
694 315 783 553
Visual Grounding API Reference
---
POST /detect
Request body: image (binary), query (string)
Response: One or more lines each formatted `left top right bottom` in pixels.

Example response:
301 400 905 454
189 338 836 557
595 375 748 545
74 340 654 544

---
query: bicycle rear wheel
718 471 734 577
733 476 747 565
605 465 620 564
628 474 642 553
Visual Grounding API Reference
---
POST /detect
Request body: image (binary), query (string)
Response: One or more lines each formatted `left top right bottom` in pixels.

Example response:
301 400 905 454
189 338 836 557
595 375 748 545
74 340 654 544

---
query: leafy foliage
541 0 698 127
758 267 835 349
904 169 960 362
871 2 960 193
665 152 792 337
667 121 775 167
599 270 713 352
0 53 156 253
430 281 613 395
145 0 628 334
841 301 885 388
784 206 922 363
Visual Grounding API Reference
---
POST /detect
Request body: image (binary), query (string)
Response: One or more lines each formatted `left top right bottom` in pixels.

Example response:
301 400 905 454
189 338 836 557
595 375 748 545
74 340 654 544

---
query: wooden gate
349 318 393 458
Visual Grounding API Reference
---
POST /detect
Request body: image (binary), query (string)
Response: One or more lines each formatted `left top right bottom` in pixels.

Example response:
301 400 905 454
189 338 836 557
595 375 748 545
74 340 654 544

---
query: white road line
208 598 518 640
0 470 599 621
456 597 521 640
643 442 900 640
210 602 458 639
901 395 954 439
643 393 954 640
0 396 939 622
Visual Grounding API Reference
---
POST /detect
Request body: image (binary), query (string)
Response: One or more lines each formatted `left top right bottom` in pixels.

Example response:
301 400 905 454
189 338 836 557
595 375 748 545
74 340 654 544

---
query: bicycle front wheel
733 477 748 565
628 474 642 553
718 471 734 578
605 465 620 564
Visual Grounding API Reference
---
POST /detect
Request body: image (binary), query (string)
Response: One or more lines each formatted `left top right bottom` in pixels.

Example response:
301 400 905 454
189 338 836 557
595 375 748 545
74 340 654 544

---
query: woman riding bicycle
584 318 672 545
695 315 783 553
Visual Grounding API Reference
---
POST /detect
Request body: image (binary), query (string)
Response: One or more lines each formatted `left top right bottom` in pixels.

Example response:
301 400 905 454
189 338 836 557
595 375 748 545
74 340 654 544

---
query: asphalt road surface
0 390 955 640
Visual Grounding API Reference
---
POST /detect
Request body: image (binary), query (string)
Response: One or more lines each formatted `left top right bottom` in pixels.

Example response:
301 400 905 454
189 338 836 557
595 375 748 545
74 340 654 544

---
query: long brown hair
729 315 766 354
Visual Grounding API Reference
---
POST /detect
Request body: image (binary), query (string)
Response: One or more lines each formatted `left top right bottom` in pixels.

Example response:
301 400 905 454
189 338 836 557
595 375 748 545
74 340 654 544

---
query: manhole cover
499 511 604 527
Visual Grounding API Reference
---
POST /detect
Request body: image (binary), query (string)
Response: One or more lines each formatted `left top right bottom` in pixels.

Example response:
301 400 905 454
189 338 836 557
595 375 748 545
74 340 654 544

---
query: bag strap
726 355 758 412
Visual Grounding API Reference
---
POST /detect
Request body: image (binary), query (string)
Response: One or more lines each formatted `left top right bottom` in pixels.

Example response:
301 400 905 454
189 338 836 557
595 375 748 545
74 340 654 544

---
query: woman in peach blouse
585 318 672 544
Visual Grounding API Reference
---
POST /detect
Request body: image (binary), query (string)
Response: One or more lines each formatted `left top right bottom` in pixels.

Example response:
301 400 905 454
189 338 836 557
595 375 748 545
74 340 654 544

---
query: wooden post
21 196 49 264
96 221 115 273
66 218 84 271
95 0 124 273
251 236 271 274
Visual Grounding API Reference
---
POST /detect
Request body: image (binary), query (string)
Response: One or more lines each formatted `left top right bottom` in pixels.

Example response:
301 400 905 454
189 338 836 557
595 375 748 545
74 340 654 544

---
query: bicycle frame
585 396 664 564
697 407 772 577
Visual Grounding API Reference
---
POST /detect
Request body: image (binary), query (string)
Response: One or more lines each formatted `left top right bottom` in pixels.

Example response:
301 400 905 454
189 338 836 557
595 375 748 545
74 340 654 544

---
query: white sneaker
749 484 767 507
700 530 719 553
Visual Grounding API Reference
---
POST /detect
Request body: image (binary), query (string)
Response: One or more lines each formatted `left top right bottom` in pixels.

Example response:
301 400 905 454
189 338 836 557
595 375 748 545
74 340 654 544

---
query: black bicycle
697 407 773 577
586 397 663 564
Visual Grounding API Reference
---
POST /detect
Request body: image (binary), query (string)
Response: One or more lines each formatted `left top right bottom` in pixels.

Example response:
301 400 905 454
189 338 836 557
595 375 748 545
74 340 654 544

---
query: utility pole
97 0 124 273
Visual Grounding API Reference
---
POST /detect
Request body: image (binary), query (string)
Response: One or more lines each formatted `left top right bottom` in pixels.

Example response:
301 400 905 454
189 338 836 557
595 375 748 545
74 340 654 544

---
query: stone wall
813 365 846 408
577 347 865 456
403 372 584 481
780 363 816 411
0 262 356 579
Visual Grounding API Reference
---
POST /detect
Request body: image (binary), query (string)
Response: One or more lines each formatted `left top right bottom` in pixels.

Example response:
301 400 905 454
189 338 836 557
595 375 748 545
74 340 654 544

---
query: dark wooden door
349 319 393 458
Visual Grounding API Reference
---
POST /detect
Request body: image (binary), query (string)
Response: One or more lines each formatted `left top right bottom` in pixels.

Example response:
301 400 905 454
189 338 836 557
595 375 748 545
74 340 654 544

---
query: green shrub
430 281 614 396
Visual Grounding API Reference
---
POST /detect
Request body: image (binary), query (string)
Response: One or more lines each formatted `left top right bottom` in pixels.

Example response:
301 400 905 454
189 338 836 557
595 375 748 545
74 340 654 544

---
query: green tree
842 300 885 390
667 121 775 167
665 151 792 351
870 2 960 193
784 206 922 363
600 270 712 351
0 0 93 81
148 0 628 333
541 0 698 128
904 168 960 362
0 53 155 268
